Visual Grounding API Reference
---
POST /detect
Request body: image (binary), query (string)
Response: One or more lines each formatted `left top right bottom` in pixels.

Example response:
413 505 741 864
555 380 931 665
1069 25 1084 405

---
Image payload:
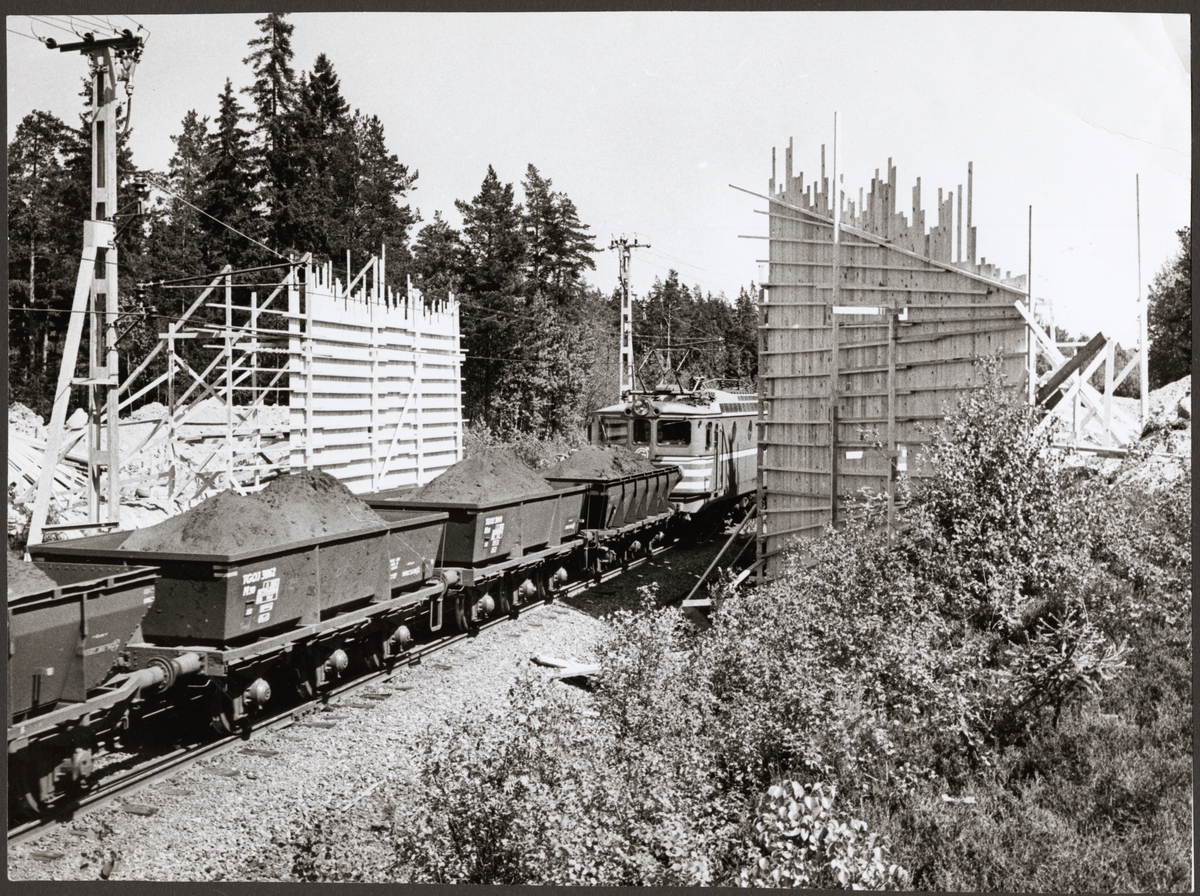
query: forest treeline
7 12 758 436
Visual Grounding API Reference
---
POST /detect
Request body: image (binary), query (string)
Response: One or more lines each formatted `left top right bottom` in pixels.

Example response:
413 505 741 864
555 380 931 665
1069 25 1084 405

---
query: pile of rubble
8 397 291 549
1063 375 1191 490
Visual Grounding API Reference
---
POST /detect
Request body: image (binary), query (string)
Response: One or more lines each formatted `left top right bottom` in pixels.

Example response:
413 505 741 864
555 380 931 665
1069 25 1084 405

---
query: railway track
8 541 675 848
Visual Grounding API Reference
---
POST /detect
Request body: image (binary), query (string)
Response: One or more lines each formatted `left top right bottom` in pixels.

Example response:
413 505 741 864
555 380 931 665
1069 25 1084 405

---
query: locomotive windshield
596 419 629 444
632 418 651 444
657 419 691 446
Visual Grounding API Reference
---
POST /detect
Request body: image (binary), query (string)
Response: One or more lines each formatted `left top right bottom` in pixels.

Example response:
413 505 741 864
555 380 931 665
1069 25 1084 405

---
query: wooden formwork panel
289 262 465 495
759 149 1028 576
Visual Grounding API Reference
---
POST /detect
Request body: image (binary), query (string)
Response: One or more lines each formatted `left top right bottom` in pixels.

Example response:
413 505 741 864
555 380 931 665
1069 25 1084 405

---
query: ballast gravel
7 602 611 882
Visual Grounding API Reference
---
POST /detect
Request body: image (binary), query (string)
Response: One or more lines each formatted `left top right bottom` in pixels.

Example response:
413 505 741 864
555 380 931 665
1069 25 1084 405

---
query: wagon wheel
451 591 471 634
10 753 51 816
208 685 236 736
290 660 317 702
497 576 515 618
364 634 387 672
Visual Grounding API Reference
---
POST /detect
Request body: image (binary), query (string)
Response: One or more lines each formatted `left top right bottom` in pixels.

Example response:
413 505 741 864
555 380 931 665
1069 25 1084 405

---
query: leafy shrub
905 354 1074 629
463 419 585 470
738 780 909 889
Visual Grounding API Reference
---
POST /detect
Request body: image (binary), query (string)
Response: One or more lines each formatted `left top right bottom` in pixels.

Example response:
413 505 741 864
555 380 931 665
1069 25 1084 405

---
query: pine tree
412 210 461 305
7 110 77 414
522 164 556 293
285 53 355 260
728 285 760 384
520 164 596 303
456 166 527 430
345 112 418 292
546 191 596 295
144 110 211 280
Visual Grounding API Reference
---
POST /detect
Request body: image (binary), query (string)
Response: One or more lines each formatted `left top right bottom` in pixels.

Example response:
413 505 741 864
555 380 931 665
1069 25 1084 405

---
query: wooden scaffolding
750 140 1145 578
751 143 1022 578
23 251 464 545
289 255 464 494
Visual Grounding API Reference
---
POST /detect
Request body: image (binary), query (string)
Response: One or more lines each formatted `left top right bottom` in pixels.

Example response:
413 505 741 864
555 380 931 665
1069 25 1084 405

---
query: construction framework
747 138 1144 579
24 251 464 545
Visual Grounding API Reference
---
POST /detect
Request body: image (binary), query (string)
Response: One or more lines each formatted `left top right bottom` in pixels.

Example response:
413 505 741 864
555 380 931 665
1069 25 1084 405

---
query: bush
738 781 909 889
463 419 585 469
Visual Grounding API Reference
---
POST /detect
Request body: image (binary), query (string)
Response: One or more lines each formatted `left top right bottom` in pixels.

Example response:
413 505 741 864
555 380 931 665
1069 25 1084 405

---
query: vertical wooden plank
371 319 380 489
956 184 963 264
967 162 975 265
225 273 234 489
1136 174 1148 428
1027 206 1036 405
886 306 897 537
414 297 425 485
305 269 315 471
251 290 260 488
1103 338 1114 447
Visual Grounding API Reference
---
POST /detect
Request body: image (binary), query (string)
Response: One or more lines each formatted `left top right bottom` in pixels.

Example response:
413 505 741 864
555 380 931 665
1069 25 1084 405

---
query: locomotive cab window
598 419 629 444
657 419 691 446
705 422 713 451
633 418 651 445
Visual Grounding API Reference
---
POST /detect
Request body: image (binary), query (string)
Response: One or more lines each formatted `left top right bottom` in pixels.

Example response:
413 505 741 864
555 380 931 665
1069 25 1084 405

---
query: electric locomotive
588 382 758 515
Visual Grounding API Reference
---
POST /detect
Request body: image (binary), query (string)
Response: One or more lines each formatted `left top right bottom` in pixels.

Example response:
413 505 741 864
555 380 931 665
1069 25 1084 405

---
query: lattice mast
610 236 648 399
26 29 145 548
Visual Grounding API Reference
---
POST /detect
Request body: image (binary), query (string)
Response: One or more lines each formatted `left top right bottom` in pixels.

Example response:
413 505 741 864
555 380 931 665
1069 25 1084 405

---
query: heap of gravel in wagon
541 445 659 479
120 470 388 555
405 448 554 504
7 551 58 596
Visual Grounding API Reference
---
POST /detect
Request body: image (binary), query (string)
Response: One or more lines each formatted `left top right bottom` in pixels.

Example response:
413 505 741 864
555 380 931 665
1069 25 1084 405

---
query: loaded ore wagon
13 446 685 819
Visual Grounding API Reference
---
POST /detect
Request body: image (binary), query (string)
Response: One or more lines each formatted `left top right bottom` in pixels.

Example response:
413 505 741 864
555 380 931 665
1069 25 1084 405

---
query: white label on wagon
242 567 277 586
255 577 279 603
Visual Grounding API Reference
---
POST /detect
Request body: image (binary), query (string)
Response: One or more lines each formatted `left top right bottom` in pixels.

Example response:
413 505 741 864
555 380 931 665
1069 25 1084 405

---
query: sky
6 9 1191 346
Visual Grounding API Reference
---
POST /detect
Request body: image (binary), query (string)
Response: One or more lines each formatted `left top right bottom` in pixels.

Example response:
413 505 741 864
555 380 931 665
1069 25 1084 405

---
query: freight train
9 452 714 819
588 382 758 514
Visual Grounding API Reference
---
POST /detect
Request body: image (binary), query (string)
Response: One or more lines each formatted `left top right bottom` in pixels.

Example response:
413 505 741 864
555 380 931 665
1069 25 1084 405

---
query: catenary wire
141 174 286 260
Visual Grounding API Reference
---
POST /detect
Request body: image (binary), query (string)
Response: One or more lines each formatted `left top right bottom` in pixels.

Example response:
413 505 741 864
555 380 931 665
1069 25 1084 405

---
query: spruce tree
243 12 296 248
203 79 261 270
